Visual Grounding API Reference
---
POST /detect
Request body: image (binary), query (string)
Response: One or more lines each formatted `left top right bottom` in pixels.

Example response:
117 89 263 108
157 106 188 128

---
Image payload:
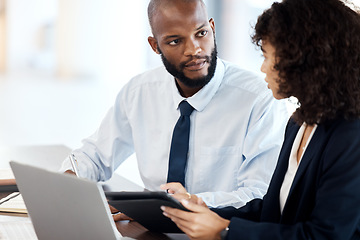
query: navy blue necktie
167 101 194 186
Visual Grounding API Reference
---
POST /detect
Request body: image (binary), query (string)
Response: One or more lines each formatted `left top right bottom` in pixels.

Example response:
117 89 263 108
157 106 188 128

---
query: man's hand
109 204 133 222
64 170 76 175
160 182 206 207
161 199 230 240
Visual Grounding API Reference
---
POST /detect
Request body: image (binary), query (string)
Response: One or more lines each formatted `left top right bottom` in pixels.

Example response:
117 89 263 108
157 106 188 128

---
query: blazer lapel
287 125 325 198
261 120 300 221
271 121 300 190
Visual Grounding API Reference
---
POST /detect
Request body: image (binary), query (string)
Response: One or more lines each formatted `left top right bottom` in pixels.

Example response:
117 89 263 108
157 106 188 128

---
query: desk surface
0 145 189 240
0 145 71 169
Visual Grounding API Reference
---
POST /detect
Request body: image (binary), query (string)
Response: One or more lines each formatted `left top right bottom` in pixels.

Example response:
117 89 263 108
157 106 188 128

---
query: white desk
0 145 71 170
0 145 144 191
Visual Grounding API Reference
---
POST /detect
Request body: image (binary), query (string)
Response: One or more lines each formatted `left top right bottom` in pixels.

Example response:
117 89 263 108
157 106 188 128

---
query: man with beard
61 0 288 216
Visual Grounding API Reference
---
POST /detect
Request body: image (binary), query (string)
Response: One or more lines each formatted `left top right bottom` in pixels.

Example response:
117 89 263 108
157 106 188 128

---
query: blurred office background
5 0 356 184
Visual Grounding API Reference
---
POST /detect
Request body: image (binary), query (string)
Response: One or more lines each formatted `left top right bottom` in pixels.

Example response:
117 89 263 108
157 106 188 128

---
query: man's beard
158 41 218 88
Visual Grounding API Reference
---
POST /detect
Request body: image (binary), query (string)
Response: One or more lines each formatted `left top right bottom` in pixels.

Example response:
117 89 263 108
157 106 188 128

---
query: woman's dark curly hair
252 0 360 125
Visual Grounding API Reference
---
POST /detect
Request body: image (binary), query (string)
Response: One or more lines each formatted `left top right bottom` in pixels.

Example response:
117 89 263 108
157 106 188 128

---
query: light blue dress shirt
60 58 289 208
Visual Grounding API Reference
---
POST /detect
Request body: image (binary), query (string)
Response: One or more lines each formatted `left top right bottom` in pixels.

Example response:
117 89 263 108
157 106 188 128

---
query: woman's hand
160 182 206 207
161 199 230 240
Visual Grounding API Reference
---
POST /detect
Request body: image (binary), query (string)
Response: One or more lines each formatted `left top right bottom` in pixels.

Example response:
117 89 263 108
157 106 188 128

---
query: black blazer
214 118 360 240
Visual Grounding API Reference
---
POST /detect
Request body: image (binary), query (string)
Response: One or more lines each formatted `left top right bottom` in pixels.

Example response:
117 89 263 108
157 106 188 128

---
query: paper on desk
0 193 27 214
0 221 37 239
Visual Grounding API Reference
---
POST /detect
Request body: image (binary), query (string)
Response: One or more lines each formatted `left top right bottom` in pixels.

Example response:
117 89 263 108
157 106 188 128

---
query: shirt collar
171 58 225 111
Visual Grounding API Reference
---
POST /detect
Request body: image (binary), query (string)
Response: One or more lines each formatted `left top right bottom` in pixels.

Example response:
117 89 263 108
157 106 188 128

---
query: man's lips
184 59 207 71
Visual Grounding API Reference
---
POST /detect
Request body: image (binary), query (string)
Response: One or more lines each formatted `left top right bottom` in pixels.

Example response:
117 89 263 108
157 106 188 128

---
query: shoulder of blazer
316 117 360 140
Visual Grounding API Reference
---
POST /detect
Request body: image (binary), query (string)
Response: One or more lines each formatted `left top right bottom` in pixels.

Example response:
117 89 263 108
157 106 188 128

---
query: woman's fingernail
181 199 189 205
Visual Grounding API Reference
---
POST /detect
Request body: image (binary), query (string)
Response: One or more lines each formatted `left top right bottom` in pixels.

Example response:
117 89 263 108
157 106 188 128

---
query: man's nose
184 39 201 56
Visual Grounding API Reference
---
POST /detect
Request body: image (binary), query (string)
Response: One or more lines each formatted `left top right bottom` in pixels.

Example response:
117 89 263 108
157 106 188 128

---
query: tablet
105 191 190 233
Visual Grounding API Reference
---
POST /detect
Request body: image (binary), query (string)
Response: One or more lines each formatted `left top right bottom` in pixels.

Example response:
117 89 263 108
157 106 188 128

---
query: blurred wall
0 0 5 72
0 0 292 149
2 0 276 81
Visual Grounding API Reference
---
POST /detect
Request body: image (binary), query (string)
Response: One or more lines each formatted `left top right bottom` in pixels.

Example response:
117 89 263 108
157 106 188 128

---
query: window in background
0 0 153 148
206 0 274 72
1 0 302 185
6 0 57 73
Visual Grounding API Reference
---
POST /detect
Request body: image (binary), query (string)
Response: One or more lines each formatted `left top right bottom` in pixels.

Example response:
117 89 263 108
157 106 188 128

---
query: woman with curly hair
161 0 360 239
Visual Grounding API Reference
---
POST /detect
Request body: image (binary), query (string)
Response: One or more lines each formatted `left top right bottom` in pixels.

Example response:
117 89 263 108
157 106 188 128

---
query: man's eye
169 39 180 45
197 30 208 37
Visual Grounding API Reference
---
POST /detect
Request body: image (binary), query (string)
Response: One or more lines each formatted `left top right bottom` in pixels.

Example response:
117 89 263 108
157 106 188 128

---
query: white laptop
10 161 133 240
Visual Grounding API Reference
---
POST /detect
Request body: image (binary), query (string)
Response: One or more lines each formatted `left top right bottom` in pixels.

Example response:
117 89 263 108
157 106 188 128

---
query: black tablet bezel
105 191 190 233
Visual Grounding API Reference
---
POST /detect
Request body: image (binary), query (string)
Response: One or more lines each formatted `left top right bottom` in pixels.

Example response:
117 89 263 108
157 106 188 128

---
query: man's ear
209 18 215 35
148 36 160 54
